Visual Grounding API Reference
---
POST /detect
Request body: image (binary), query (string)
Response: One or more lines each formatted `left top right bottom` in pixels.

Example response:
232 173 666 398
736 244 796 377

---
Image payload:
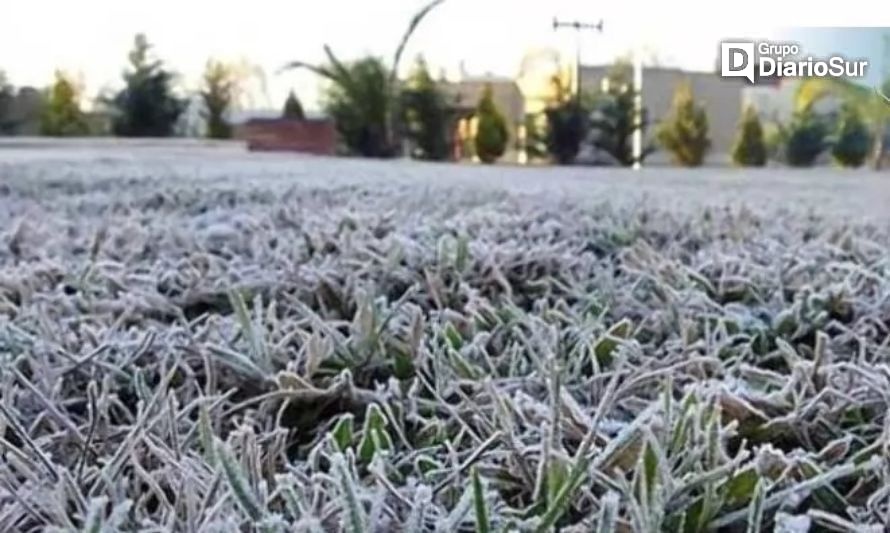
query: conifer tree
474 84 509 164
656 80 710 166
109 34 185 137
40 71 89 136
731 105 768 167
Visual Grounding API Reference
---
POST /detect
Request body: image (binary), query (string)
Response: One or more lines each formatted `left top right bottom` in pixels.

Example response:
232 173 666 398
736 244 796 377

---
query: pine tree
282 91 305 120
783 107 829 167
588 61 651 166
201 60 235 139
0 71 15 134
540 76 589 165
832 104 870 168
731 106 768 167
401 57 450 160
474 84 509 164
109 34 185 137
40 71 89 137
656 80 710 166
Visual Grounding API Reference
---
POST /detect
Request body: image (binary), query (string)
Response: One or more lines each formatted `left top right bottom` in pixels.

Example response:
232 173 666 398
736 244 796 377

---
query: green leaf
335 454 367 533
472 468 490 533
227 289 271 372
358 404 391 463
449 348 483 380
444 322 464 351
681 498 706 533
594 318 632 365
642 440 659 503
669 394 697 456
546 455 570 507
534 455 590 533
415 456 440 479
332 414 355 452
217 440 264 522
746 479 766 533
133 369 150 403
392 346 415 380
724 468 759 506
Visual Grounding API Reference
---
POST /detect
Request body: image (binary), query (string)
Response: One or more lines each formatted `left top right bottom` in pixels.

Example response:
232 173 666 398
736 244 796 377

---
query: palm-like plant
282 0 445 157
796 78 890 169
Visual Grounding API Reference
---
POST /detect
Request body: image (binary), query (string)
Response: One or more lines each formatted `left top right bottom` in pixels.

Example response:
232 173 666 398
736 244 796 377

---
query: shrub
783 108 830 167
283 0 445 158
282 90 305 120
40 71 89 137
831 104 870 168
731 106 768 167
323 56 395 157
545 99 589 165
656 80 710 166
474 84 509 164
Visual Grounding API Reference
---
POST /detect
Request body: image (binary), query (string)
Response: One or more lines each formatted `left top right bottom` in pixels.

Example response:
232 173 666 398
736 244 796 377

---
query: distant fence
235 119 337 155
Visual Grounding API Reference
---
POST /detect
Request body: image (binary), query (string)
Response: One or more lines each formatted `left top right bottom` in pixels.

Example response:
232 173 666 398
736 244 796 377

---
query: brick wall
236 119 337 155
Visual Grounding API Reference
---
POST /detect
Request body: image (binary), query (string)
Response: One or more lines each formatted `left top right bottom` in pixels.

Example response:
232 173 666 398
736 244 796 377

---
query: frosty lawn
1 143 890 531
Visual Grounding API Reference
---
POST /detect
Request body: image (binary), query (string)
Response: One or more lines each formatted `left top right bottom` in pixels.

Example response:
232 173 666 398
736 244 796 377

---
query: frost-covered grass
2 145 890 532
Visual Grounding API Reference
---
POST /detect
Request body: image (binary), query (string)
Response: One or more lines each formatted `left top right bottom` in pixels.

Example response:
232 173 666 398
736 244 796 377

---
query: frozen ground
2 140 890 220
2 141 890 531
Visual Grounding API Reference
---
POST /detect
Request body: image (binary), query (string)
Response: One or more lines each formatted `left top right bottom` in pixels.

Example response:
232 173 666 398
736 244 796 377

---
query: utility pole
632 50 643 169
552 18 603 98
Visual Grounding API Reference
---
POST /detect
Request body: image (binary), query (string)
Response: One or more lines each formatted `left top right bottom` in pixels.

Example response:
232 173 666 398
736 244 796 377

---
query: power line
552 18 603 96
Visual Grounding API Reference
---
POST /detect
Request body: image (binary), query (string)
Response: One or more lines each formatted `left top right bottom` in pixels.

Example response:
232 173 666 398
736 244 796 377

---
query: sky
1 0 889 111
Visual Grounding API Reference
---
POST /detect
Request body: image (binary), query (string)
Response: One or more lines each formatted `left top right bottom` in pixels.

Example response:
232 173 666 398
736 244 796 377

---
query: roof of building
438 77 525 121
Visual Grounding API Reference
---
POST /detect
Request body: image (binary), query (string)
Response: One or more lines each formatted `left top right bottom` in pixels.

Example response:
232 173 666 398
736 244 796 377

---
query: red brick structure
237 119 337 155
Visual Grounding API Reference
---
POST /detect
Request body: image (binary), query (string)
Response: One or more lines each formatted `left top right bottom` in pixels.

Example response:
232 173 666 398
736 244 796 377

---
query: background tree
539 76 589 165
782 107 830 167
320 56 393 156
474 84 509 164
731 106 768 166
283 0 445 157
543 101 588 164
0 71 15 134
523 113 549 162
831 104 871 168
400 56 450 161
108 34 185 137
201 60 237 139
282 90 305 120
656 80 709 166
40 71 89 136
588 61 652 166
797 77 890 169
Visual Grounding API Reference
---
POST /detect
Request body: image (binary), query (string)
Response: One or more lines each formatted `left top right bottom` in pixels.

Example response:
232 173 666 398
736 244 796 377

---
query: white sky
1 0 888 111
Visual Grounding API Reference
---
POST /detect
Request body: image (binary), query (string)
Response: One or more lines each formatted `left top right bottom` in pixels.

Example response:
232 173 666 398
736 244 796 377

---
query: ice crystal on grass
2 148 890 531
